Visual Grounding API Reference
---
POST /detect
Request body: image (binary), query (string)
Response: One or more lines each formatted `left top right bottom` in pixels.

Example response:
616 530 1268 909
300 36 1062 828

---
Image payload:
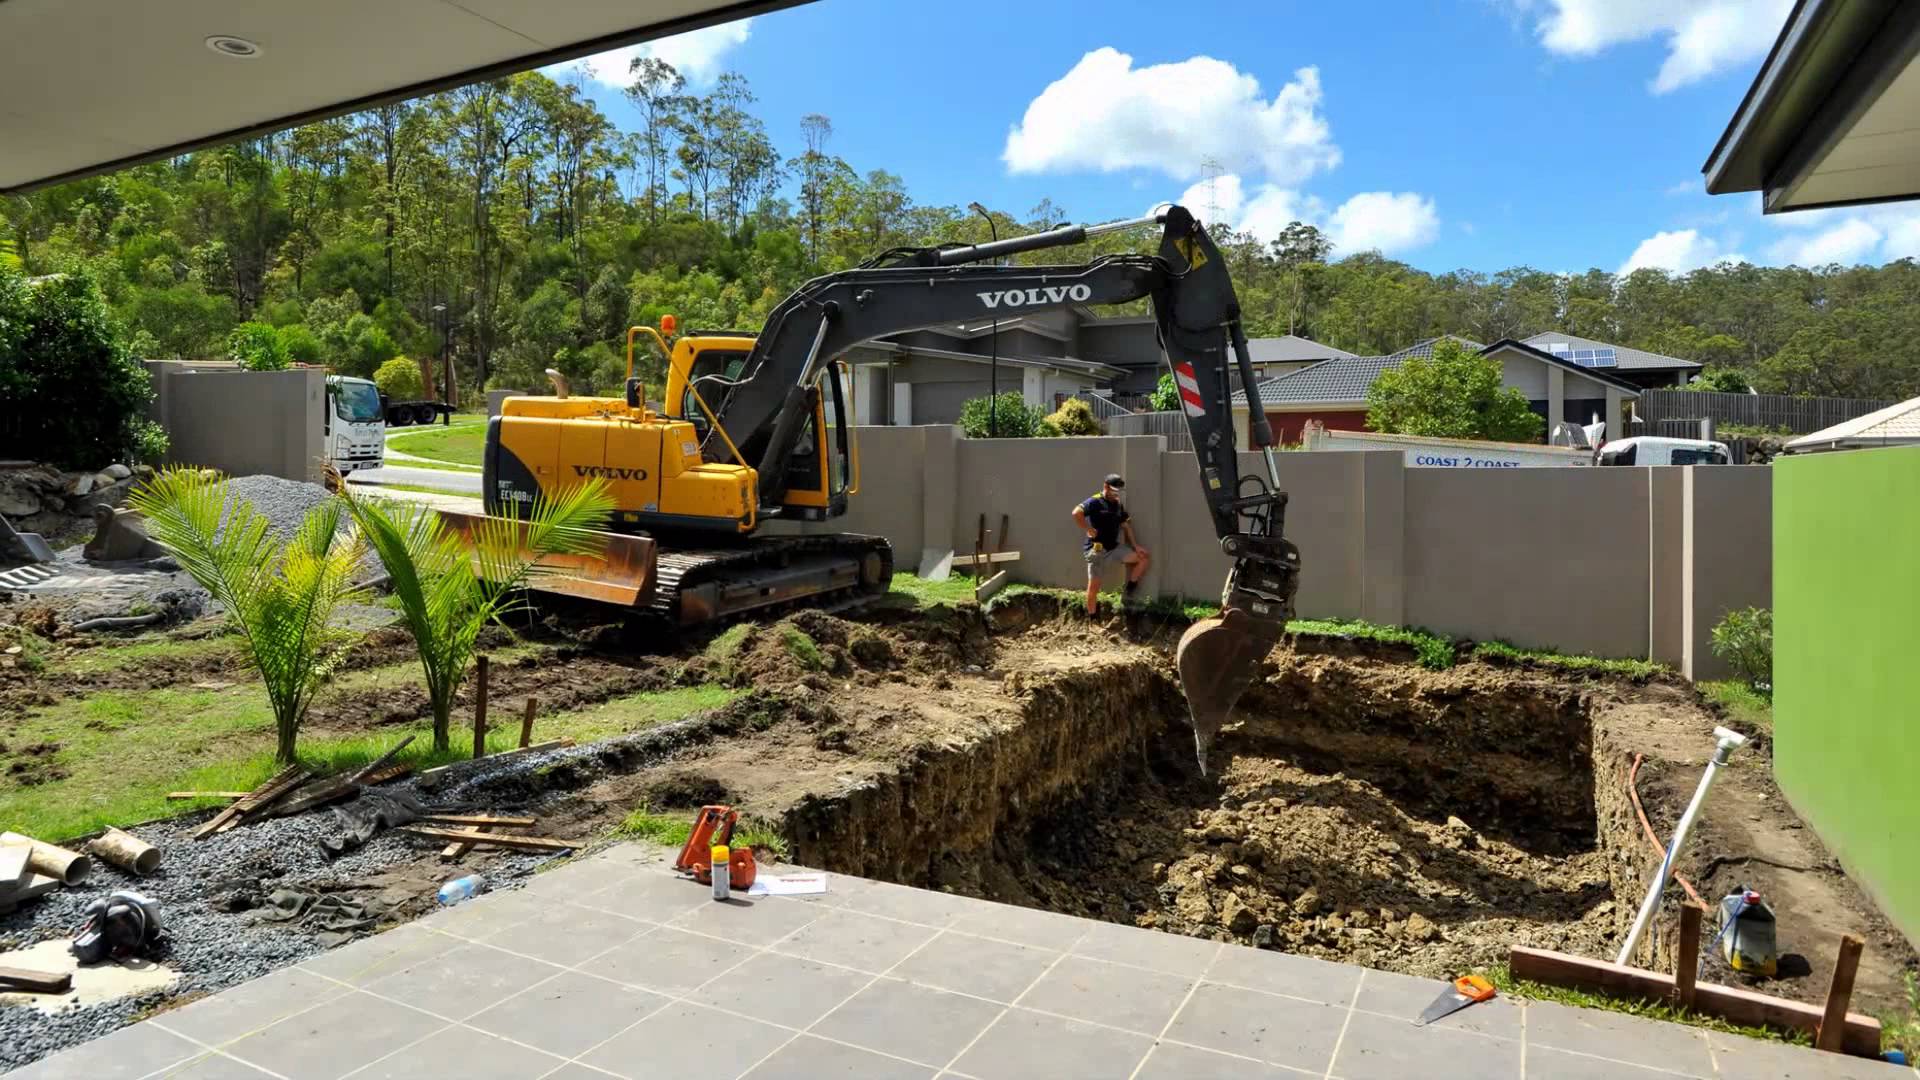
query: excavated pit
746 607 1654 981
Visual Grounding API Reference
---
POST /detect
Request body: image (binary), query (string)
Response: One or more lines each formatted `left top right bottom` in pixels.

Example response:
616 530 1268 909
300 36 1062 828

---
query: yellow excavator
464 204 1299 769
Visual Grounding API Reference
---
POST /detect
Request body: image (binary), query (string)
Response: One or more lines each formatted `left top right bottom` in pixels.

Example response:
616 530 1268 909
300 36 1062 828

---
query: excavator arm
706 205 1298 770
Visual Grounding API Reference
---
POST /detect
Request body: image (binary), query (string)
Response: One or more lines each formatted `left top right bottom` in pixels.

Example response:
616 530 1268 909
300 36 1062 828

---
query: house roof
0 0 804 195
1246 335 1356 364
1232 336 1641 407
1523 331 1702 373
1787 395 1920 450
943 316 1071 343
1387 335 1485 359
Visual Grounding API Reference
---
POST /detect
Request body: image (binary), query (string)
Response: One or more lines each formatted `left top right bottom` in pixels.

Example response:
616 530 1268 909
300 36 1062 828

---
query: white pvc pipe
1616 726 1748 966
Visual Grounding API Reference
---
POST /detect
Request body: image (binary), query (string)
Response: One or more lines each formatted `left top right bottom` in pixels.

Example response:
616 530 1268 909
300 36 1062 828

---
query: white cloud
1665 178 1700 196
1004 49 1339 184
1618 229 1733 274
1176 174 1326 239
554 19 752 88
1516 0 1791 93
1767 218 1884 266
1327 192 1441 255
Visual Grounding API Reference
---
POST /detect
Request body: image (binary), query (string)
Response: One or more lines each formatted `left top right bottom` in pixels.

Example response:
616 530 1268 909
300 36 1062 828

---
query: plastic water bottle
437 875 484 906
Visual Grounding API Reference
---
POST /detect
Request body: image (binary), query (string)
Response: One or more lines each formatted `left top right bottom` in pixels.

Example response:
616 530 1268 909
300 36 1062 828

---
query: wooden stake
1674 903 1702 1009
347 734 415 785
399 826 574 852
1816 934 1865 1053
166 791 250 800
472 655 490 760
520 697 537 749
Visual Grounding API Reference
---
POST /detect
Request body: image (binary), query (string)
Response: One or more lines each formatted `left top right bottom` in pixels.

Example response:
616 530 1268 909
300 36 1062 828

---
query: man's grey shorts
1085 543 1135 582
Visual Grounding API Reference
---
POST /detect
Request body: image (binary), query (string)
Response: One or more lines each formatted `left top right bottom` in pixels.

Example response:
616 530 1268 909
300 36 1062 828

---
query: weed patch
1474 639 1666 679
1290 618 1457 669
1699 680 1772 735
618 806 788 860
780 626 824 671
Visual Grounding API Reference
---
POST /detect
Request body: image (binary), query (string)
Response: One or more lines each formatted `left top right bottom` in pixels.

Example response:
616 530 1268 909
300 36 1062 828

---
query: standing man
1073 473 1151 616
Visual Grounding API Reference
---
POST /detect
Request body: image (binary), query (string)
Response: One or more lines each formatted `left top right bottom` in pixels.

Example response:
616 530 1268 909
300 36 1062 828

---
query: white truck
1300 423 1592 467
324 375 386 474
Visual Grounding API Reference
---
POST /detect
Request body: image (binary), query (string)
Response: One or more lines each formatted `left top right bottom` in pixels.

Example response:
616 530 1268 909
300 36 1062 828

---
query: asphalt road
346 464 482 495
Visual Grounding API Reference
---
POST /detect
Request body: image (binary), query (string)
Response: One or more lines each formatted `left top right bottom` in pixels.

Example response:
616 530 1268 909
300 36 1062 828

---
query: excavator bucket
434 509 658 608
1176 605 1285 775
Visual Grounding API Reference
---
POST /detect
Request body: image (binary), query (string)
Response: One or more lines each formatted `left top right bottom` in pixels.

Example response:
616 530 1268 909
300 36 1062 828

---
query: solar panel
1560 346 1619 368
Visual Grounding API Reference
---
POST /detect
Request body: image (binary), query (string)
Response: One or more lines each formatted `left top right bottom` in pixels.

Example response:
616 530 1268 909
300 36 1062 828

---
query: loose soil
2 589 1914 1034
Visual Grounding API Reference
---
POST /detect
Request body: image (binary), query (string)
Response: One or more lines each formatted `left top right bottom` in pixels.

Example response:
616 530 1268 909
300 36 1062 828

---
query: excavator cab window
776 366 853 514
680 348 750 435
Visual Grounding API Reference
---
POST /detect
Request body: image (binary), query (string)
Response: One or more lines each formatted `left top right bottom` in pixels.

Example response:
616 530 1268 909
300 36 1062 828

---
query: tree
130 471 366 763
792 114 835 263
0 267 156 468
374 356 423 399
1366 338 1542 442
1044 397 1105 436
624 58 686 223
1683 366 1753 393
959 391 1047 438
226 321 290 370
344 479 613 752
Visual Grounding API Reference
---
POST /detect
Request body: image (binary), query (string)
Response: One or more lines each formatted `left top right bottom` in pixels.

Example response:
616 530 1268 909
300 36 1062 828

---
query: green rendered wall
1774 445 1920 945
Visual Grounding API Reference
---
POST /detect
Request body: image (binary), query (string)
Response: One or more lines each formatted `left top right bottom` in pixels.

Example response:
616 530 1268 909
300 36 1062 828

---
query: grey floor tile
1205 943 1364 1006
811 977 1005 1066
223 990 450 1080
416 889 548 940
483 901 653 966
670 893 825 946
890 930 1062 1003
1706 1030 1904 1080
1527 1046 1694 1078
827 877 984 927
1070 920 1221 979
689 950 874 1028
571 867 715 924
1524 999 1714 1075
743 1034 938 1079
153 966 349 1046
1331 1010 1519 1080
298 922 462 985
518 855 642 898
362 941 565 1021
1354 967 1522 1040
776 909 944 974
946 901 1092 950
539 1066 625 1080
579 1000 788 1078
1163 980 1347 1072
3 1022 201 1080
1134 1041 1307 1079
1017 954 1193 1034
350 1024 568 1079
577 925 757 995
148 1051 284 1078
950 1008 1154 1080
466 970 670 1058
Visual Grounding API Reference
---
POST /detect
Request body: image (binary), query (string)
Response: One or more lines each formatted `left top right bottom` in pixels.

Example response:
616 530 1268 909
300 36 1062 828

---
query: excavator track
647 533 894 629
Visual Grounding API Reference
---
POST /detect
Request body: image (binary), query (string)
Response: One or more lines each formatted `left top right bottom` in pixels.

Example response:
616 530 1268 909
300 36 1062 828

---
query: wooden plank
166 791 250 800
1674 904 1701 1009
952 550 1021 567
1816 935 1865 1053
359 763 412 786
398 826 575 852
472 655 490 760
347 735 415 785
519 697 537 749
975 570 1011 604
267 777 358 818
1510 947 1881 1057
0 966 72 994
193 764 305 839
417 739 574 785
418 814 537 827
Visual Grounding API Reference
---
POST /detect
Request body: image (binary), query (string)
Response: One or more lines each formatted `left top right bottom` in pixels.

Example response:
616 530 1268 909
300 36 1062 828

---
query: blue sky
549 0 1920 276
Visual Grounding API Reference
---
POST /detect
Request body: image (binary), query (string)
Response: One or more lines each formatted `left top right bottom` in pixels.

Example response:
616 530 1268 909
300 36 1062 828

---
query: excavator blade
434 509 657 608
1176 606 1285 775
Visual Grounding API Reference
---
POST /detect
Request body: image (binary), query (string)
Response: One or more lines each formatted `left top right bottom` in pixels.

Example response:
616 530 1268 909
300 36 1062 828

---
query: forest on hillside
6 61 1920 403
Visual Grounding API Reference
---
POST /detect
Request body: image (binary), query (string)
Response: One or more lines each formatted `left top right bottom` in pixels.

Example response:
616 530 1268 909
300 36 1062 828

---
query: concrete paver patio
8 843 1910 1079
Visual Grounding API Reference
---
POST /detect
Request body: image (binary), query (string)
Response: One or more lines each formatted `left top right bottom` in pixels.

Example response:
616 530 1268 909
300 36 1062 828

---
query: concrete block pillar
1121 435 1165 599
920 425 957 572
1358 450 1405 626
1648 467 1687 669
1605 388 1624 441
1547 366 1565 434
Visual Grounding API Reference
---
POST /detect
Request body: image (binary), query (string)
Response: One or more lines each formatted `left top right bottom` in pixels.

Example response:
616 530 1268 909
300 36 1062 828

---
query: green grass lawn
387 420 488 466
1699 680 1772 733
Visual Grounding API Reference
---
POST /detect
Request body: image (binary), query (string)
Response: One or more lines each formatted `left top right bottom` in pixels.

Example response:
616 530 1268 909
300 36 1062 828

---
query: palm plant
343 480 613 752
130 469 367 764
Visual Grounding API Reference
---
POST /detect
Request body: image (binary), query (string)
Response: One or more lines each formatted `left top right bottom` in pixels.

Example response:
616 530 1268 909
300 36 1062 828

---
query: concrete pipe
0 831 93 886
87 828 161 876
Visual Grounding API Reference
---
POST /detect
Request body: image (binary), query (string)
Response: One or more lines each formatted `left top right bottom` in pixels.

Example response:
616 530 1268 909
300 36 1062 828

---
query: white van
1595 436 1731 466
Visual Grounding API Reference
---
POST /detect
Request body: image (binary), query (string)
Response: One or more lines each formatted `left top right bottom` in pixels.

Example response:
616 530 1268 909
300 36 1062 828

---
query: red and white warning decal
1174 361 1205 417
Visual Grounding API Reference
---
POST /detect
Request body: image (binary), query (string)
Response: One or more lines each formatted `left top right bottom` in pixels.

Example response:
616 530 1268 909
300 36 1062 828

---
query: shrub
373 356 423 400
1043 397 1105 436
348 324 400 377
277 324 326 366
0 267 156 468
959 391 1045 438
131 420 170 464
1710 607 1772 695
226 321 290 371
1150 372 1181 412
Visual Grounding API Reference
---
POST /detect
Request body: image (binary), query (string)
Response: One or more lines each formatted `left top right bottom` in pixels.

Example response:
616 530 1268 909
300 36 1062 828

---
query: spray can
711 844 731 901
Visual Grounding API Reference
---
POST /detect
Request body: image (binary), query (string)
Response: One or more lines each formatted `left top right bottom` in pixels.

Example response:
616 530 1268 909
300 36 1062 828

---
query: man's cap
1104 473 1124 489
